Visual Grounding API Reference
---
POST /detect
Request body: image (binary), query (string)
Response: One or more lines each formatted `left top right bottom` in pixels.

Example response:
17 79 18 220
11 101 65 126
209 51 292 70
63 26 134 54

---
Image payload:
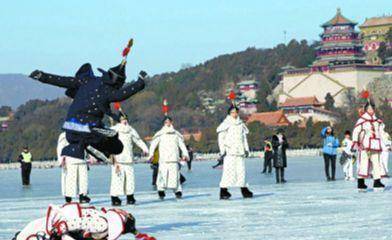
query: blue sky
0 0 390 79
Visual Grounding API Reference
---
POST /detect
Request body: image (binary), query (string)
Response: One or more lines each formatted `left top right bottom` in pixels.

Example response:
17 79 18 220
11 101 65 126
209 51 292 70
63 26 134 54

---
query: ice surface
0 157 391 240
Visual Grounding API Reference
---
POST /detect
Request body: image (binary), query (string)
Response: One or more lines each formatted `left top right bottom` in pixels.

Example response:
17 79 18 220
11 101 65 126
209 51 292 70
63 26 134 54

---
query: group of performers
13 40 390 239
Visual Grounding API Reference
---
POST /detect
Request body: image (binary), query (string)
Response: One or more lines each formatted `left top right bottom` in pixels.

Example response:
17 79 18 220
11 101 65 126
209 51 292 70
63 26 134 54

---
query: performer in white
57 132 90 203
352 101 388 191
13 203 155 240
380 125 391 176
110 113 149 206
217 105 253 200
148 116 189 200
341 130 355 181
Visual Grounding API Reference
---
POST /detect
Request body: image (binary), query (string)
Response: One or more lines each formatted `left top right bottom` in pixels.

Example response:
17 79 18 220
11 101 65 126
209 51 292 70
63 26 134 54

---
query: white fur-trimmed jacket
217 116 249 156
148 125 189 163
352 112 387 152
111 123 148 163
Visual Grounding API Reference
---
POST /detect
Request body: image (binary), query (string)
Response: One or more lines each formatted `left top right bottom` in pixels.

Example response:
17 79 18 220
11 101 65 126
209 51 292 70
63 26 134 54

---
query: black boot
373 179 385 190
158 191 165 200
275 168 281 184
79 194 91 204
357 179 368 192
65 197 72 203
220 188 231 200
175 191 182 199
241 187 253 198
281 168 287 183
111 196 121 206
126 195 136 205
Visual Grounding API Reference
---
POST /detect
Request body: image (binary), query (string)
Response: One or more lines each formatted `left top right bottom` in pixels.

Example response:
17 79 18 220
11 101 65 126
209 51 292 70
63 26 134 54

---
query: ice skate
79 194 91 204
127 195 136 205
241 187 253 198
158 191 166 200
175 191 183 199
373 179 385 192
357 179 368 192
111 196 122 206
220 188 231 200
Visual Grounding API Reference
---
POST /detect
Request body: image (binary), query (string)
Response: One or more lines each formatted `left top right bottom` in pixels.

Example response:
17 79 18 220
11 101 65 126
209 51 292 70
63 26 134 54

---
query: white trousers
357 151 386 179
62 163 88 197
157 162 182 192
342 158 354 179
220 155 247 188
110 163 135 196
381 151 389 174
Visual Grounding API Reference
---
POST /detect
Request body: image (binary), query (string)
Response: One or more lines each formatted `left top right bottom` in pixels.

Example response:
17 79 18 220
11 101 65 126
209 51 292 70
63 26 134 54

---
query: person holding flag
216 91 253 200
29 39 147 164
148 99 189 200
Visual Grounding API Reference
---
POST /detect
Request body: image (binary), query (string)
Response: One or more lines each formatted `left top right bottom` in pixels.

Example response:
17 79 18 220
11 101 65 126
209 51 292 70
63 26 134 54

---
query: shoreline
0 148 322 170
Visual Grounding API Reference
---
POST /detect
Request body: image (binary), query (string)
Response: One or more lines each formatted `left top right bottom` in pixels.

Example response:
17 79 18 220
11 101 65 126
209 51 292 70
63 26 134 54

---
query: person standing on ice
321 126 340 181
262 137 273 174
380 125 391 177
17 146 33 186
217 104 253 200
57 132 90 203
272 129 289 183
148 99 189 200
29 39 146 164
13 203 155 240
110 112 149 206
352 99 388 191
340 130 355 181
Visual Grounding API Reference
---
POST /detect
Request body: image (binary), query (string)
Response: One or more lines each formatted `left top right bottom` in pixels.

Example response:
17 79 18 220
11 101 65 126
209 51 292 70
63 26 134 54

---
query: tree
377 27 392 64
324 93 335 111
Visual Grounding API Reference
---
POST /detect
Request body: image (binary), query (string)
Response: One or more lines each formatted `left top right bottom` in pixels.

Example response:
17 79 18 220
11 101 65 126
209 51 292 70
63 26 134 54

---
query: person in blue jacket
321 126 340 181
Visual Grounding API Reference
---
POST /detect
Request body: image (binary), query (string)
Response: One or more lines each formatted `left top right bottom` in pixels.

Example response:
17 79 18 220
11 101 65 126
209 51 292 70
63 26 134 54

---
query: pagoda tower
313 8 365 68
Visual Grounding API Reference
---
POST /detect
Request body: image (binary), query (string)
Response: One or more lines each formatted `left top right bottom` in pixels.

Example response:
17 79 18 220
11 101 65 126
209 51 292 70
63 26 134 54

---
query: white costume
16 203 132 240
381 128 391 175
341 138 354 180
57 133 88 198
110 123 148 197
352 112 387 179
217 115 250 188
148 125 189 192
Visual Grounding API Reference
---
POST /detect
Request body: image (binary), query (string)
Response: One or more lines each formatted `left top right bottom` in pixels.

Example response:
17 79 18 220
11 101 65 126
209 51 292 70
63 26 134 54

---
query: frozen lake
0 157 391 240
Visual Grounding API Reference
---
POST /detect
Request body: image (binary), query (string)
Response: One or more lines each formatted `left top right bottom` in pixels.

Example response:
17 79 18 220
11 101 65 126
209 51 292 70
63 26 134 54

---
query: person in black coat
29 61 146 162
272 129 289 183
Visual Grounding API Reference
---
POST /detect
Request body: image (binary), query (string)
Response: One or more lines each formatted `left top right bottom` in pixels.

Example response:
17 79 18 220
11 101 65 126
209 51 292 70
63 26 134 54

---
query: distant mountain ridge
0 74 63 109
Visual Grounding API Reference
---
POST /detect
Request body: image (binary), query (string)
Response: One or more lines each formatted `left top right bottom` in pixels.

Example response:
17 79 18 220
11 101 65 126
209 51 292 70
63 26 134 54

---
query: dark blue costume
30 63 146 160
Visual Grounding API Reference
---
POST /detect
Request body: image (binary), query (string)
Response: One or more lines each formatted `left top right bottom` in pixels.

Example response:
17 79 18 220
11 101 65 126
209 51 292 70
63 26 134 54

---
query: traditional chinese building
313 8 365 67
278 96 338 124
236 79 258 115
246 110 290 127
359 15 392 64
277 8 390 107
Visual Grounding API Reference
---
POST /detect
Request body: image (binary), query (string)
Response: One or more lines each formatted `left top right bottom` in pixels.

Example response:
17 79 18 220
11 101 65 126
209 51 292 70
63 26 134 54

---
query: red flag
162 99 169 115
360 90 370 99
114 102 121 110
228 90 236 101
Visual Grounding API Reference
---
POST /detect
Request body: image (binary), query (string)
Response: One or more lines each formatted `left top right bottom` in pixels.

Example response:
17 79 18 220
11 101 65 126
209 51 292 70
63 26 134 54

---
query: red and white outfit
57 132 88 198
352 112 387 179
110 123 148 197
16 203 131 240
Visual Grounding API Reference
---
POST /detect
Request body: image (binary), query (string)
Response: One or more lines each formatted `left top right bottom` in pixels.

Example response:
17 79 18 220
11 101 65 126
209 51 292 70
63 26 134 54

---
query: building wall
280 68 385 107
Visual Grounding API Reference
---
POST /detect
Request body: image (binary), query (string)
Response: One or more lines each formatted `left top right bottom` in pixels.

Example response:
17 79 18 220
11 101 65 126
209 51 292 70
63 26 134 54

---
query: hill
0 74 64 109
0 39 317 162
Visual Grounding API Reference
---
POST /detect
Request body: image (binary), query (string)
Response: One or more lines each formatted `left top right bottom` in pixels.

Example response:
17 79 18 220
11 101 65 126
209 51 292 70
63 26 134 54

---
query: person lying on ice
352 100 388 191
57 132 90 204
13 203 155 240
29 55 146 163
110 113 149 206
216 105 253 200
148 116 189 200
